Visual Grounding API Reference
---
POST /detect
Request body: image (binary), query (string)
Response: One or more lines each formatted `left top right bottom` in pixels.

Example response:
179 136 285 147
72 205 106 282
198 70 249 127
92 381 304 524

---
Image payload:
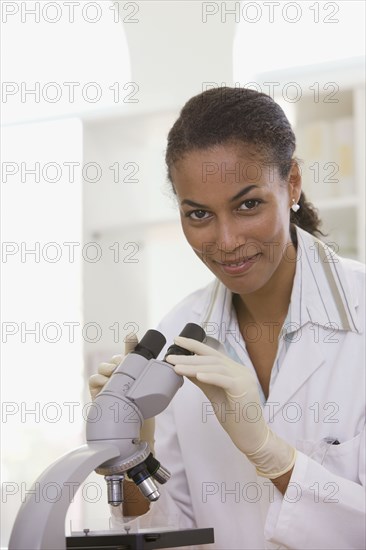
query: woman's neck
234 241 297 325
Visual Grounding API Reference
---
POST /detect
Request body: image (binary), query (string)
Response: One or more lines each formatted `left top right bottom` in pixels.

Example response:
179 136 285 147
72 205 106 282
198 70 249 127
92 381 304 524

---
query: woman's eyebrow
230 185 260 202
180 185 260 208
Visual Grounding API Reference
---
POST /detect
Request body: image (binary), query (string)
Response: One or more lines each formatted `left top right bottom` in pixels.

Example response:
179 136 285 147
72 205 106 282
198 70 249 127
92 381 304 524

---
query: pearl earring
291 199 300 213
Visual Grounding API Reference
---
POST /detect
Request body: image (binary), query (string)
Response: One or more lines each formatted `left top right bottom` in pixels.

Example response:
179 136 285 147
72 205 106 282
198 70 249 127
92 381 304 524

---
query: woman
90 87 365 549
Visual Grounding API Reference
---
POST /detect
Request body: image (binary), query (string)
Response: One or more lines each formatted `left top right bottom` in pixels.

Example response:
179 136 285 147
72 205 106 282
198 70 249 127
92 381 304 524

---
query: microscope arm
8 443 120 550
9 324 206 550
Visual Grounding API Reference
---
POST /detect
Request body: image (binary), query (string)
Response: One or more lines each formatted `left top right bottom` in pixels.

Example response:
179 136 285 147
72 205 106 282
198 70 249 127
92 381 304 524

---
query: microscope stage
67 527 214 549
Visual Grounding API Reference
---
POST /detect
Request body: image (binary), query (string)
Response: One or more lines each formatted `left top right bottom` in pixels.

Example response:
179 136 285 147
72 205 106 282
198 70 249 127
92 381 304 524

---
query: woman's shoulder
297 226 365 286
338 255 366 300
322 244 365 326
319 237 365 309
339 255 366 276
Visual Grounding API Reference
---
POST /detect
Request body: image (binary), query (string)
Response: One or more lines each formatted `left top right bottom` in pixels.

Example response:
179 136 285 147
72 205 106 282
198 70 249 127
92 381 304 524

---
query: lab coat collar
295 227 361 333
193 226 361 336
195 279 233 344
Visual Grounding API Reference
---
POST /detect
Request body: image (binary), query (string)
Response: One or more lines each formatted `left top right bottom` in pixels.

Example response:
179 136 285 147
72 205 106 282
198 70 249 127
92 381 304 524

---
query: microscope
9 323 214 550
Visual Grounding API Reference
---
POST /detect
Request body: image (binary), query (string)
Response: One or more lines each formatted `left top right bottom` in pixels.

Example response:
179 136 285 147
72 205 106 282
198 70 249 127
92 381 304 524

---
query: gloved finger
196 371 241 392
89 373 110 390
170 361 227 378
166 354 221 366
110 354 123 366
172 370 213 394
89 373 110 399
175 373 226 404
124 332 139 355
98 362 118 377
174 336 224 357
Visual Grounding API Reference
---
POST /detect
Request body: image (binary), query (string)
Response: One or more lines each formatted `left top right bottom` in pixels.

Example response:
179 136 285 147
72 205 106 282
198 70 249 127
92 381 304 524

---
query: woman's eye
238 199 261 211
187 210 210 220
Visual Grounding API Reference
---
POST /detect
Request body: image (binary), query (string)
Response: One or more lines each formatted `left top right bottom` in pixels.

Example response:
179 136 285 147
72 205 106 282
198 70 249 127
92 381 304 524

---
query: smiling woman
91 87 366 550
171 142 299 297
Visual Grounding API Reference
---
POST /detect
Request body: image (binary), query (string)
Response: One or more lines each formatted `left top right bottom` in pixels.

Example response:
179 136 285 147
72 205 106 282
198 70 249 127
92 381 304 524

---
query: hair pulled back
165 86 323 237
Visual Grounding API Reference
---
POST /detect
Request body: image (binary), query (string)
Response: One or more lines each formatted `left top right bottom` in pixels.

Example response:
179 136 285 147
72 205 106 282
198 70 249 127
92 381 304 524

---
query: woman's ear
288 160 302 203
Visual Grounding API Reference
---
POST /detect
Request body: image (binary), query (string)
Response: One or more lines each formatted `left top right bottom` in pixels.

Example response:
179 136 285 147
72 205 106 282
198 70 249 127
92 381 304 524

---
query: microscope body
9 324 205 550
87 344 185 502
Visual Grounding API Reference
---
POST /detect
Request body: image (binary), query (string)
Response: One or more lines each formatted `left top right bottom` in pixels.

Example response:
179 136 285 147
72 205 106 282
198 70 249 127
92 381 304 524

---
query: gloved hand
88 334 155 454
166 336 296 479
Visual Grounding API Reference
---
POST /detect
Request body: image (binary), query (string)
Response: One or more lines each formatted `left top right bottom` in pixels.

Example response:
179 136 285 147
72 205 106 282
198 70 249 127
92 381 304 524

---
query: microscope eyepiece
132 329 166 360
164 322 206 359
179 323 206 341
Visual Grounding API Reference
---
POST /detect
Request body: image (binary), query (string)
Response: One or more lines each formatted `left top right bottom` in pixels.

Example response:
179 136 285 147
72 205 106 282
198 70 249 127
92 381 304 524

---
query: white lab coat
146 227 365 550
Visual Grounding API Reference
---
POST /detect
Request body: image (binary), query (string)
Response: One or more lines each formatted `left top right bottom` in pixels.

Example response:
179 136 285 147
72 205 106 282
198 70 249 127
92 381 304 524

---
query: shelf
315 196 358 211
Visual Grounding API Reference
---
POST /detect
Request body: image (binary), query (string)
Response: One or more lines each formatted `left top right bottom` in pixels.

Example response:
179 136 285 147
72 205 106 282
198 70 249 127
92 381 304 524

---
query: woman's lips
214 253 261 275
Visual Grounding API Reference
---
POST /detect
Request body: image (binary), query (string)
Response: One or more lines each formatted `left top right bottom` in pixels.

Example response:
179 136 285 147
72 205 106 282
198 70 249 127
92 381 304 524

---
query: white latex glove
88 334 155 454
166 336 296 479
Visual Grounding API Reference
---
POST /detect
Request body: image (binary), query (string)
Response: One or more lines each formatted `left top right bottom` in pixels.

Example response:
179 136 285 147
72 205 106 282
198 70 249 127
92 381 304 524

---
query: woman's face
171 142 301 297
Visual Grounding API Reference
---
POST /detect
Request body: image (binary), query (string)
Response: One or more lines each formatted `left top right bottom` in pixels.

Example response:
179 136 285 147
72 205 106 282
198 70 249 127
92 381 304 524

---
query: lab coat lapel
264 323 326 421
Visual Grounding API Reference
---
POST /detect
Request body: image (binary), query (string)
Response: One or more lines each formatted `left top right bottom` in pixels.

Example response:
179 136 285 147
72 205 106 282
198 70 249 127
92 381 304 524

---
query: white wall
1 118 84 546
82 109 215 367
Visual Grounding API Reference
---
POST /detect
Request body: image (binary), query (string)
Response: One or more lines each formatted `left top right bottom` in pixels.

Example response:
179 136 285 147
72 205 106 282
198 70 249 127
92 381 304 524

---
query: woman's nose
215 219 245 255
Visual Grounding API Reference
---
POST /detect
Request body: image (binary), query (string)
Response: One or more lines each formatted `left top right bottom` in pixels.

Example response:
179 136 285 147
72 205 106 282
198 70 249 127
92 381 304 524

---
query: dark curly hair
165 86 323 237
